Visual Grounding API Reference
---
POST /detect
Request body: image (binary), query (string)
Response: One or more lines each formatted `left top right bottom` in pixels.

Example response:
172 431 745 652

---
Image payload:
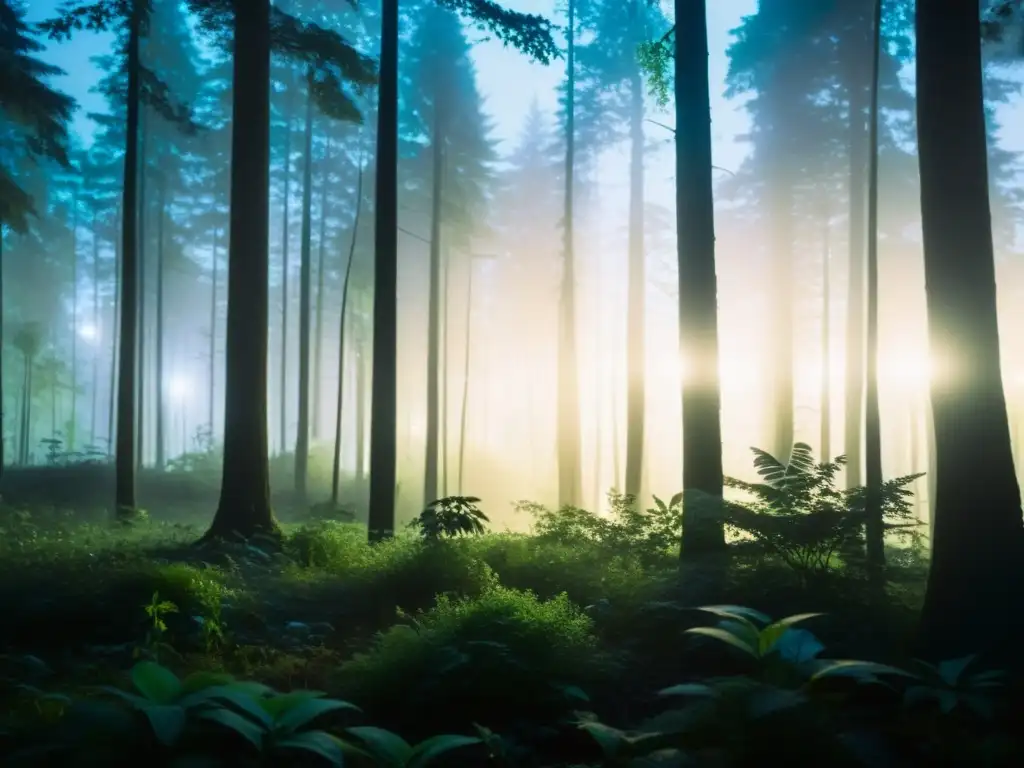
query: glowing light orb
879 355 932 391
168 375 193 402
79 323 98 341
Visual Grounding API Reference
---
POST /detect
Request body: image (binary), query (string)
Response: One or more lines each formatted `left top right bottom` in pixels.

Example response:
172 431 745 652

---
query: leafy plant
680 605 912 686
411 496 489 542
723 443 923 582
903 655 1005 718
138 592 179 661
519 490 682 564
343 725 482 767
27 661 363 765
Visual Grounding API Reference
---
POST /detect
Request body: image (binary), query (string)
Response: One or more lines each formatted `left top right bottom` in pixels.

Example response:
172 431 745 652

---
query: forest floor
0 486 1014 766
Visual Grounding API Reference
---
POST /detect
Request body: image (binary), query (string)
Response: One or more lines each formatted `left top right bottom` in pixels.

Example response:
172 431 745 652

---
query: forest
2 0 1024 764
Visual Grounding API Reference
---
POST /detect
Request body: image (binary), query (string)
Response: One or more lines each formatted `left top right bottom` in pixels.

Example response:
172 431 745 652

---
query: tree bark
154 173 166 468
914 0 1024 660
313 134 331 440
294 69 315 500
367 0 400 541
203 0 277 541
624 39 646 503
863 0 885 574
331 159 364 505
676 0 725 554
279 80 295 455
115 3 141 514
558 0 583 508
844 31 869 490
424 104 444 509
208 224 219 435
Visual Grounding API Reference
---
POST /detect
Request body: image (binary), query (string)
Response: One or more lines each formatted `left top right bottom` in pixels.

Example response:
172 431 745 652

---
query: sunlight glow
878 353 932 392
79 323 98 342
168 375 193 403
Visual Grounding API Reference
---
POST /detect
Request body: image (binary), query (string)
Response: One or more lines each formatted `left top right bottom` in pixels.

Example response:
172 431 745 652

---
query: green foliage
435 0 558 65
139 591 179 661
724 443 922 582
518 491 681 565
636 30 674 108
577 607 1010 766
0 514 1014 766
335 582 606 736
0 0 75 231
410 496 489 542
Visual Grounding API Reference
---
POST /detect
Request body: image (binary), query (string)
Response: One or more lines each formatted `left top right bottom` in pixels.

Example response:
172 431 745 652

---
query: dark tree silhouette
914 0 1024 659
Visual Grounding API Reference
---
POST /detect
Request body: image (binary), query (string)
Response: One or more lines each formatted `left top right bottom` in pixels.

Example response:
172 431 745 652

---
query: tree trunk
558 0 583 509
844 32 869 490
770 182 794 462
367 0 400 541
136 105 148 469
676 0 725 555
914 0 1024 660
279 80 295 455
457 258 476 494
69 189 79 452
331 161 364 505
203 0 277 541
294 69 315 500
355 303 367 481
108 202 122 457
154 173 167 468
863 0 885 574
115 2 142 514
820 203 831 460
1 220 5 479
624 9 646 503
313 134 331 441
208 224 219 435
424 105 444 509
90 209 100 448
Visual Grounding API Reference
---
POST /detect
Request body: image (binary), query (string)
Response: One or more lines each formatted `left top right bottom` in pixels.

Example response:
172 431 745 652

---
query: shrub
516 490 681 565
409 496 490 542
724 443 922 583
335 582 607 738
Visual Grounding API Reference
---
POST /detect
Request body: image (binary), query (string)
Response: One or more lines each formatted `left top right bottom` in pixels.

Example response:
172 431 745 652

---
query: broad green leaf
181 686 274 729
694 605 770 625
275 731 346 766
142 703 187 746
260 690 330 719
346 725 413 766
745 686 806 718
407 734 481 768
685 626 758 658
180 671 235 694
198 706 267 750
131 661 182 704
968 670 1006 687
770 627 825 663
758 613 823 656
658 683 715 698
937 655 976 687
718 619 761 651
225 681 276 698
553 683 590 702
275 697 360 734
95 685 155 709
809 660 914 682
961 693 995 720
578 721 627 758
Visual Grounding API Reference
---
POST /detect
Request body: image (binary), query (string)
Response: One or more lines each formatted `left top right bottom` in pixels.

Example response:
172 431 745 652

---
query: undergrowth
0 444 1015 765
